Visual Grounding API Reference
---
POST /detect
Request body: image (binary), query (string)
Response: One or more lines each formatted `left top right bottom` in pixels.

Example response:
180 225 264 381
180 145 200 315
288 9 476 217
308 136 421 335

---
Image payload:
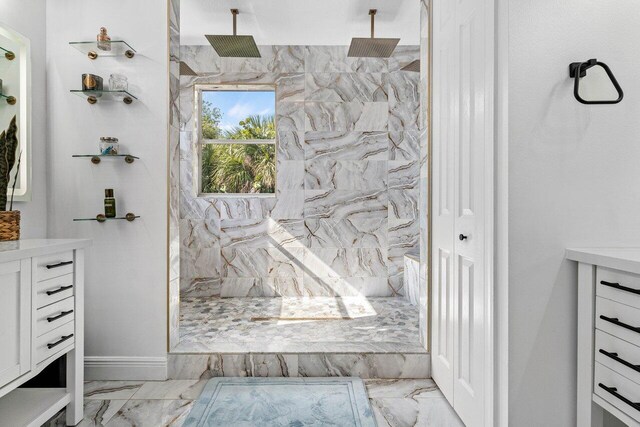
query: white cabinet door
0 259 31 388
432 0 494 424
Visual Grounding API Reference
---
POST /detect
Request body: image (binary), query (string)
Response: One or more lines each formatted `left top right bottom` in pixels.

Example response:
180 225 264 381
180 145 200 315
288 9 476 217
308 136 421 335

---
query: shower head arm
370 9 376 38
231 9 238 36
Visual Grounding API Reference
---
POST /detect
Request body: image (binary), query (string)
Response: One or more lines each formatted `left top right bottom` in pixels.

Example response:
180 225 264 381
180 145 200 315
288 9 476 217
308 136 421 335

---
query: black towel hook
569 58 623 104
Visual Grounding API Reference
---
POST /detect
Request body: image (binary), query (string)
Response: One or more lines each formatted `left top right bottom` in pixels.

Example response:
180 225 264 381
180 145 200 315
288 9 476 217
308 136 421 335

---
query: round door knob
459 234 468 241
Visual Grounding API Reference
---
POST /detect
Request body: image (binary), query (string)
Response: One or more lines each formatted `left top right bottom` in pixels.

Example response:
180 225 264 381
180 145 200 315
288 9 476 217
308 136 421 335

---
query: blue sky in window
203 90 275 132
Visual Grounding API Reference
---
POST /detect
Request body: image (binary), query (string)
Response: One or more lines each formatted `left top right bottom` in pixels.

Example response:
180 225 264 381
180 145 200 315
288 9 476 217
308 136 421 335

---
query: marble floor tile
43 399 127 427
364 379 442 399
106 400 193 427
370 397 465 427
131 380 208 400
84 381 144 400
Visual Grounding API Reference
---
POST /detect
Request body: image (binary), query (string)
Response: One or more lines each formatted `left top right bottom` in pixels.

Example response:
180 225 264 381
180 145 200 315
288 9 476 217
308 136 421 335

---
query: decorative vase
0 210 20 241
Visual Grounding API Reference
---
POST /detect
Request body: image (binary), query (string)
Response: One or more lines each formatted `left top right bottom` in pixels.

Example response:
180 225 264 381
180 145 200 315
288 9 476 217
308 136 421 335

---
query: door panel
431 0 458 402
0 260 31 388
432 0 493 424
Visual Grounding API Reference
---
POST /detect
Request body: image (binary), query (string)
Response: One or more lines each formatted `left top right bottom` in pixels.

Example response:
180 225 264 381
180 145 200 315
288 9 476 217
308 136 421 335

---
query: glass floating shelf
0 46 15 60
0 94 16 105
74 213 139 223
72 154 139 164
70 89 137 104
69 40 136 60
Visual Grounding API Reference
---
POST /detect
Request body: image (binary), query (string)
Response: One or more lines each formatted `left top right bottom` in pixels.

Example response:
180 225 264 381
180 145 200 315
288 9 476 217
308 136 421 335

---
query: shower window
196 84 276 196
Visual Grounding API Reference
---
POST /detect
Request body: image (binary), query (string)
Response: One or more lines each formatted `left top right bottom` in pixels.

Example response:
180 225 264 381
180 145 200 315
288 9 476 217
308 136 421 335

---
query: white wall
509 0 640 424
0 0 47 238
46 0 168 379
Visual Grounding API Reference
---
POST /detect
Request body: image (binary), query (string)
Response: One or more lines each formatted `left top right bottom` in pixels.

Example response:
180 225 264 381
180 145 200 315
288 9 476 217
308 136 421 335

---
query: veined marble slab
221 247 304 278
389 101 421 131
303 248 388 278
108 399 193 427
219 219 305 249
277 101 306 131
389 188 419 219
304 159 388 190
389 131 421 160
277 131 305 160
306 73 387 102
305 101 389 132
275 73 305 102
385 71 421 103
304 46 348 73
304 131 389 161
304 189 389 220
168 353 429 380
404 253 421 306
303 218 387 248
216 197 276 220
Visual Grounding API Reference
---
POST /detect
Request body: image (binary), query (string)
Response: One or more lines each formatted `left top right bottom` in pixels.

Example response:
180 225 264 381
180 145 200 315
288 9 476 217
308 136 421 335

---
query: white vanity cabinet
0 239 90 427
0 259 31 387
568 248 640 427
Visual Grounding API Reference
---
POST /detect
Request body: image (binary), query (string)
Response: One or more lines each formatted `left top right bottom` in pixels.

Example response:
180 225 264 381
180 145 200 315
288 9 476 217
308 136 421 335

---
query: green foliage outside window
200 100 276 194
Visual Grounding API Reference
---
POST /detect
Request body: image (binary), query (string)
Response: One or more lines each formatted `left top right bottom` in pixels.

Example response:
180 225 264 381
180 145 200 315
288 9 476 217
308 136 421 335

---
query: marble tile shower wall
418 0 430 347
168 0 181 348
178 45 421 298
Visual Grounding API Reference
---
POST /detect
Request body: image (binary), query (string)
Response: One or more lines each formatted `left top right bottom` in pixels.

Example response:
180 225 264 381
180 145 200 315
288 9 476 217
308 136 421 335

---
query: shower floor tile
175 297 424 353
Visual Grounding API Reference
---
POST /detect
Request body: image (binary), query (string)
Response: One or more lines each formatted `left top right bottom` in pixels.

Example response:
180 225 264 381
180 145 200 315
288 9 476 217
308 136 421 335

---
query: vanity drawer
596 297 640 346
595 362 640 422
34 251 74 282
35 296 75 338
35 321 74 365
596 329 640 385
598 267 640 309
36 274 74 308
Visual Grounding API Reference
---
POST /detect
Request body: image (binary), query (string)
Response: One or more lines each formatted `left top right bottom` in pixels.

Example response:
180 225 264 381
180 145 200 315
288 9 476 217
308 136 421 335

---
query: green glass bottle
104 189 116 218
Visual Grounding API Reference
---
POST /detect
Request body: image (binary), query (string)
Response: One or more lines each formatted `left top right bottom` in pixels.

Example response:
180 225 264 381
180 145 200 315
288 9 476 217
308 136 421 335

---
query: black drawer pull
47 310 74 323
601 280 640 295
47 334 74 349
599 349 640 373
46 285 73 296
600 315 640 334
598 383 640 412
45 261 73 269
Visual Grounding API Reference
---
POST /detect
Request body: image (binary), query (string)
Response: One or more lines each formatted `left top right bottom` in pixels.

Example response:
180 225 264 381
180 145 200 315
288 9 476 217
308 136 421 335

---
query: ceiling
180 0 420 46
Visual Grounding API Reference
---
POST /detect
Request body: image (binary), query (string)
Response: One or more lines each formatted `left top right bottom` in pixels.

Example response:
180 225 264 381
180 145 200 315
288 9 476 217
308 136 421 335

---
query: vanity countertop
0 239 91 263
566 247 640 275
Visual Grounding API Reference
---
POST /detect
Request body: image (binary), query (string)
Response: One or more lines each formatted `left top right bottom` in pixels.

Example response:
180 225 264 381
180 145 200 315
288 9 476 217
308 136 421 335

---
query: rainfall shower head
348 9 400 58
205 9 261 58
179 61 197 76
401 60 420 73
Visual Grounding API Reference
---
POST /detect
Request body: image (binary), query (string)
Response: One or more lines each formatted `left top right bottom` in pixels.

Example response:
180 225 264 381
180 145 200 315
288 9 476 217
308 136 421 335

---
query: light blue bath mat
184 377 377 427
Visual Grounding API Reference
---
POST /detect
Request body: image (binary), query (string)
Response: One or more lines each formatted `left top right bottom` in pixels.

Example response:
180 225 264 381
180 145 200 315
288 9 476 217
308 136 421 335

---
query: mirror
0 22 30 202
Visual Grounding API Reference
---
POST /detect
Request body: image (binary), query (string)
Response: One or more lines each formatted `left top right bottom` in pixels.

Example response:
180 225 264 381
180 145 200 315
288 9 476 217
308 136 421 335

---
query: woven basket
0 210 20 241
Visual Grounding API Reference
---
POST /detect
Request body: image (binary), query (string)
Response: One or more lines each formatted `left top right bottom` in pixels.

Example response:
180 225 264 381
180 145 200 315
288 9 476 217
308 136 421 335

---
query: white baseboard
85 356 167 381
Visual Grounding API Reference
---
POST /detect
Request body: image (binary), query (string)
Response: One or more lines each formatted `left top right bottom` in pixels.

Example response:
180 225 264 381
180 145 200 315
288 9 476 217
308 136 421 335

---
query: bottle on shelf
97 27 111 51
104 189 116 218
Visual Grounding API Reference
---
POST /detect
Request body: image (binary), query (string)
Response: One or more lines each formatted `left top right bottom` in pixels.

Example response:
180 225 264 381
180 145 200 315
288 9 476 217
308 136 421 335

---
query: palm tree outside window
196 85 276 195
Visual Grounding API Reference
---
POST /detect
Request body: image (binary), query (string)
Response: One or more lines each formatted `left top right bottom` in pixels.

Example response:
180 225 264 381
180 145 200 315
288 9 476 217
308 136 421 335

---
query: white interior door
431 0 494 425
